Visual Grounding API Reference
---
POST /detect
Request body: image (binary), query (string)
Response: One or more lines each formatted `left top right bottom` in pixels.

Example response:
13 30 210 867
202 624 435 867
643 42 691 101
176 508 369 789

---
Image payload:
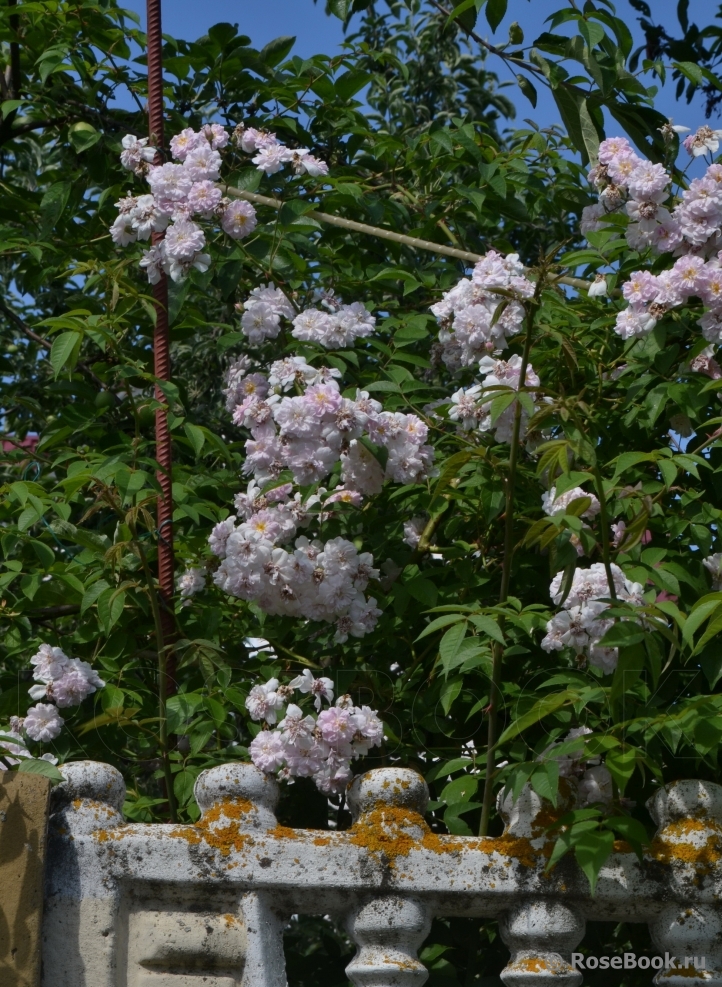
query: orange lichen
613 840 633 854
650 819 722 871
167 799 255 857
509 958 550 973
381 955 419 970
267 824 298 840
475 836 539 869
312 835 332 846
348 806 543 870
349 807 425 863
529 806 567 838
662 966 709 979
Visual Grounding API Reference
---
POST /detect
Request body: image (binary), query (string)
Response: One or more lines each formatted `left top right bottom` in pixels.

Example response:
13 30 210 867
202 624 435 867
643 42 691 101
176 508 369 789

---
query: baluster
50 759 126 835
43 761 126 987
194 763 287 987
647 779 722 986
497 783 585 987
345 768 432 987
346 896 431 987
499 901 585 987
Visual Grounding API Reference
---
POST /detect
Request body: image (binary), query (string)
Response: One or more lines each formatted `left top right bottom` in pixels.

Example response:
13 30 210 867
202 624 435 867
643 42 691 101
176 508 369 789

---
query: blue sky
118 0 716 132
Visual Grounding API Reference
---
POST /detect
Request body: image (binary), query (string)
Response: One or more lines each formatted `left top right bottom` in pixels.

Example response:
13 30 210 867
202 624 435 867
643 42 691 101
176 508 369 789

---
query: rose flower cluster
239 283 376 350
246 670 383 794
583 131 722 347
541 563 645 673
112 123 327 283
209 353 435 640
9 643 105 745
430 250 544 446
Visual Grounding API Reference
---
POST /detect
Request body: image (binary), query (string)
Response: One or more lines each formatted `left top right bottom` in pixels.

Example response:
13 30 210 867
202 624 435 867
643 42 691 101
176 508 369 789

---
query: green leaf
430 130 454 154
416 613 467 641
701 646 722 689
81 578 111 615
50 332 82 377
605 815 648 860
68 122 100 153
51 520 110 555
605 747 636 795
30 539 54 568
447 0 482 30
335 70 371 100
0 686 22 719
168 278 190 325
578 97 600 164
97 588 126 634
236 168 262 193
468 614 505 644
39 181 71 233
424 757 473 783
508 21 523 44
440 774 478 804
17 759 64 783
440 677 463 715
597 621 646 648
516 74 537 108
496 691 577 746
189 720 216 755
530 761 560 807
174 768 197 806
439 622 467 665
17 506 40 532
485 0 507 32
574 829 614 895
674 60 704 86
166 693 204 733
183 422 205 457
406 577 438 607
564 496 593 518
610 644 645 702
101 684 125 713
546 827 574 872
658 458 677 489
489 390 516 424
203 696 227 727
683 598 722 646
551 87 589 162
578 19 605 49
259 35 295 66
443 801 482 835
327 0 352 18
1 99 23 119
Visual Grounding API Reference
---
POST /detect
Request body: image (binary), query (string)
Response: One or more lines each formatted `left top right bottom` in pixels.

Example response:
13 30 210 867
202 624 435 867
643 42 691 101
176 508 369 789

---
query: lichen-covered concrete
41 762 722 987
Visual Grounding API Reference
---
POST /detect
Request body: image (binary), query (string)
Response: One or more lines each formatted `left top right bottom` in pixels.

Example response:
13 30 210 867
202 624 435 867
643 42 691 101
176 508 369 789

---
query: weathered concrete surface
41 763 722 987
0 770 51 987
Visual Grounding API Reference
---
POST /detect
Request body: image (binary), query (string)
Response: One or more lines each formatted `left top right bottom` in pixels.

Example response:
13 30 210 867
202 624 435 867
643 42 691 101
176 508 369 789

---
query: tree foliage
2 1 722 983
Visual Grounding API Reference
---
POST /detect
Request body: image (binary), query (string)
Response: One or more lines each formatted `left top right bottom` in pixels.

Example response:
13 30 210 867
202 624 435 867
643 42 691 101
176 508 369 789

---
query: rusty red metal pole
146 0 176 675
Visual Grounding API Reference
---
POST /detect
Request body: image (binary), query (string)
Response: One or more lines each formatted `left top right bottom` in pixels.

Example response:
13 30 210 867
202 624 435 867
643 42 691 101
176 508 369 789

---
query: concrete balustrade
36 760 722 987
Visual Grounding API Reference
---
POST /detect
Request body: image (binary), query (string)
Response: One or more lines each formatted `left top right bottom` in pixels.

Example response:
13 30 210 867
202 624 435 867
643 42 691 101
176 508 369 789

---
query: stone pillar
499 901 585 987
345 768 432 987
497 783 585 987
648 779 722 986
0 770 51 987
194 763 287 987
42 761 125 987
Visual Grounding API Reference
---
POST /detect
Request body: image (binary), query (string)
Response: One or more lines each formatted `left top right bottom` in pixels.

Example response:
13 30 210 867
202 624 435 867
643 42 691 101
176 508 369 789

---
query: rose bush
3 0 722 981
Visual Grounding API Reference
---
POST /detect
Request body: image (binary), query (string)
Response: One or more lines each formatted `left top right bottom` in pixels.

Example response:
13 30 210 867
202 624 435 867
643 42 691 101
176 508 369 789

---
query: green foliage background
2 1 722 983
